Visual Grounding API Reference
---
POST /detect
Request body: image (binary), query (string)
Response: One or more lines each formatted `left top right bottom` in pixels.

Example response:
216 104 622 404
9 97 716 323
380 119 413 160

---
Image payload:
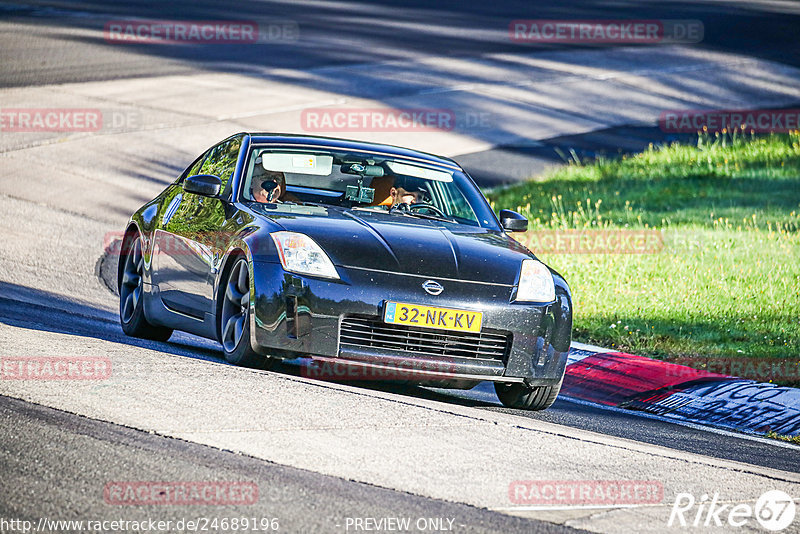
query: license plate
383 301 482 333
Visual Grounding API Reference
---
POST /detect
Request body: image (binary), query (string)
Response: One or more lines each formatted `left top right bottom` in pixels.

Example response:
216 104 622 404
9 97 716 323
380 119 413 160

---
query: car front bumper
250 262 570 386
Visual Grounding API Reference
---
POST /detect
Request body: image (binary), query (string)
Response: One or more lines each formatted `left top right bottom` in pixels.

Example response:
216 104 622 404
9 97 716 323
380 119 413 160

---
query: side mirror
184 174 222 197
499 209 528 232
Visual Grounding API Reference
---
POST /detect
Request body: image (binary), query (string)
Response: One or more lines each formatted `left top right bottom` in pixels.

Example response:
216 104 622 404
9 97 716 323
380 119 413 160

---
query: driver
390 177 427 208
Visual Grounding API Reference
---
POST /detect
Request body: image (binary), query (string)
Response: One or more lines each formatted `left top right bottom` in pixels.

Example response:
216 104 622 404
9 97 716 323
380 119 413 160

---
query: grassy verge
487 131 800 383
766 431 800 445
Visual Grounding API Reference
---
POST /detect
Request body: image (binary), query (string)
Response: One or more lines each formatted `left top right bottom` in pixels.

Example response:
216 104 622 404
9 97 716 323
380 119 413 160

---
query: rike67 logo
669 490 796 531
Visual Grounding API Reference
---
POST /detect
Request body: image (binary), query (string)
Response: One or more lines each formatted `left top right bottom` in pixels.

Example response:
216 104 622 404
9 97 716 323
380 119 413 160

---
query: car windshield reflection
241 146 499 229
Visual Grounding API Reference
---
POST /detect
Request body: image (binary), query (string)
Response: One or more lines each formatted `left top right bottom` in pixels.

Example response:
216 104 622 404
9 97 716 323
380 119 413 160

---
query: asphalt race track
1 395 576 534
1 1 799 533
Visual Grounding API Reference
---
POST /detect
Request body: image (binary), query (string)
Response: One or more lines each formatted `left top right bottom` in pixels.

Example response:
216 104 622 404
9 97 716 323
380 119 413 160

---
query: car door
155 135 243 320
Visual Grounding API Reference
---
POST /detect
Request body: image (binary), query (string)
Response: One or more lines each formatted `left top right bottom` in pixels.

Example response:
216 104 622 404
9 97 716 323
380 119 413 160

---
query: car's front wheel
119 232 173 342
494 378 563 411
219 256 276 369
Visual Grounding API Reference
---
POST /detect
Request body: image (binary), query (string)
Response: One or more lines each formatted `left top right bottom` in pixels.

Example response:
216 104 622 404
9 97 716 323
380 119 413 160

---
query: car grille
339 316 511 361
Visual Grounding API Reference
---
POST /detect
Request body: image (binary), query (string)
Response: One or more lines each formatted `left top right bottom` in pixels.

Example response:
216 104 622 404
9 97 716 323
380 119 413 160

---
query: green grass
766 431 800 445
487 131 800 382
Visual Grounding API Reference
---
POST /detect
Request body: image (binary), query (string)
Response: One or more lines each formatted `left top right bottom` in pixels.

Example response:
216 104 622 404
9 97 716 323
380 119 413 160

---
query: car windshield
241 146 500 229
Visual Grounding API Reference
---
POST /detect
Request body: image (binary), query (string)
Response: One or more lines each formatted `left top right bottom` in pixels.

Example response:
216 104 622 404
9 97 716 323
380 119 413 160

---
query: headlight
515 259 555 302
270 231 339 279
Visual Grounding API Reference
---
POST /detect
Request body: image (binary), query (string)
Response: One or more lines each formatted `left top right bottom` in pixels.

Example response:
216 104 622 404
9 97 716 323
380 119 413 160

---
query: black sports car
119 133 572 410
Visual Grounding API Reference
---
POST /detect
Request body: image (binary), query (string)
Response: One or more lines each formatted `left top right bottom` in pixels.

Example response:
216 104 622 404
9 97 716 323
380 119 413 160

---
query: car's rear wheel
119 232 173 341
494 378 563 411
219 257 276 369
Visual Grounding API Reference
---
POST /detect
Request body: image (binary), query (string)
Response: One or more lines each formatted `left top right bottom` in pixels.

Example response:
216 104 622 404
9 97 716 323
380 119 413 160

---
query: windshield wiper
386 205 454 223
404 211 455 223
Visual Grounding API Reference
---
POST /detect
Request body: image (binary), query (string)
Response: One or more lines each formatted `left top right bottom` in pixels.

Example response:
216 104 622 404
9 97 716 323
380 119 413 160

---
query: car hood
263 208 533 285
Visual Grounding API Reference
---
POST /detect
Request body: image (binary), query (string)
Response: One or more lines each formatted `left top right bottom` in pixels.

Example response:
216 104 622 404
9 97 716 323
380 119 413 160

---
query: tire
119 232 173 342
494 377 563 411
219 256 276 369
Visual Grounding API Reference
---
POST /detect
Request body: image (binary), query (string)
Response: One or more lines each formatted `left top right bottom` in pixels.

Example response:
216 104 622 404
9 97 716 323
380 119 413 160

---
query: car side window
199 136 242 194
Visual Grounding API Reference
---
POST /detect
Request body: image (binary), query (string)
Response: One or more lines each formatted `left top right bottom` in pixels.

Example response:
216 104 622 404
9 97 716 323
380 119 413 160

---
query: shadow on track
0 280 497 410
0 281 224 363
